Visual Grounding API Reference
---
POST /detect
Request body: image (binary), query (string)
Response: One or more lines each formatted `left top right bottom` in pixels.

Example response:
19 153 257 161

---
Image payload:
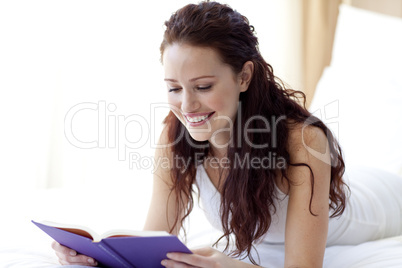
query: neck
208 129 232 158
209 144 227 159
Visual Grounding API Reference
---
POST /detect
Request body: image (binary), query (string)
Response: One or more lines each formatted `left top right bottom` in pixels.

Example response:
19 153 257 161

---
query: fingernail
69 250 77 256
166 253 172 258
161 259 167 266
88 258 95 264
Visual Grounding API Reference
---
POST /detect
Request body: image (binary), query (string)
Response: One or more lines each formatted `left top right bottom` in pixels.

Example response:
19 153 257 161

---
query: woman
53 1 402 267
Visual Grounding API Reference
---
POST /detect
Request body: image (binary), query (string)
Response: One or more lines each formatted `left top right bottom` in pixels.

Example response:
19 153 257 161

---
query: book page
59 227 94 240
34 220 170 242
36 220 100 241
101 229 170 240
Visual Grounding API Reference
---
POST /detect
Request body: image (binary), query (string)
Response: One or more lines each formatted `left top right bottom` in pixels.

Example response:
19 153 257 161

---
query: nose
181 89 200 112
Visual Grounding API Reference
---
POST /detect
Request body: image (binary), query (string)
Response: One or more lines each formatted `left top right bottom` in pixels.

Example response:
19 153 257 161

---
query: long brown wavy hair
160 1 348 264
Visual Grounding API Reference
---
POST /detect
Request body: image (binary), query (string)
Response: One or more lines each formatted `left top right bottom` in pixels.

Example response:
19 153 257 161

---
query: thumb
191 246 215 256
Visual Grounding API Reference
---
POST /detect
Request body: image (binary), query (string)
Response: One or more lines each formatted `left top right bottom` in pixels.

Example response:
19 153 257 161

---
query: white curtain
0 0 305 190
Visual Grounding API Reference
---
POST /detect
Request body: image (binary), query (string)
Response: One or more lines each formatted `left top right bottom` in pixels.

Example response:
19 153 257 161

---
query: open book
32 220 191 268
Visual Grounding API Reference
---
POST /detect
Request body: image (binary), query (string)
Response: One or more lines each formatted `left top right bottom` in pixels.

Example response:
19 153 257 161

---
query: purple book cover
32 220 192 268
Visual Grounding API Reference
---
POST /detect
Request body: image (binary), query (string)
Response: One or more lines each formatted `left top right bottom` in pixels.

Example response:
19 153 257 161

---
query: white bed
1 4 402 268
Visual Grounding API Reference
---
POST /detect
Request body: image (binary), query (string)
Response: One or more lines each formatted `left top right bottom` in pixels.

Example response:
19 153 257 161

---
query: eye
197 85 212 91
167 84 182 92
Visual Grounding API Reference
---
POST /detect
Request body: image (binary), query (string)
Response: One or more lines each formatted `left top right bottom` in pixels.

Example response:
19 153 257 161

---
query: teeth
186 114 209 123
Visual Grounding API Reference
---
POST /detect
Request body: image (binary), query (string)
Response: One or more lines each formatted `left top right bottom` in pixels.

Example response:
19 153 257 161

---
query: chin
187 131 211 143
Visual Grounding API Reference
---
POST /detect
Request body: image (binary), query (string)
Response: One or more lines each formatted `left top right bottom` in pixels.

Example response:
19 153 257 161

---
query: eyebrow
164 75 216 82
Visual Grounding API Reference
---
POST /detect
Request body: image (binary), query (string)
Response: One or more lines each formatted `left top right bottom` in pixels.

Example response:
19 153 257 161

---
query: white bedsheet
1 231 402 267
1 185 402 268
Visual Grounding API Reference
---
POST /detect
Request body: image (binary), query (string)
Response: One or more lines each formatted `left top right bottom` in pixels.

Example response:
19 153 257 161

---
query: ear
239 61 254 92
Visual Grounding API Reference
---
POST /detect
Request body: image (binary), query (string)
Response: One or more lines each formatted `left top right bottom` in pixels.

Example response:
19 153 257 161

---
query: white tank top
195 163 287 244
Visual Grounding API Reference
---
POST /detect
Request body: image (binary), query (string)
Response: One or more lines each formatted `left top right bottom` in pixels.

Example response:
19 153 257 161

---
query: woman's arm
284 125 331 268
143 126 187 235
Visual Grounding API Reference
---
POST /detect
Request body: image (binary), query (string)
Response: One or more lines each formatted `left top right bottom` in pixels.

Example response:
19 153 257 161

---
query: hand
51 241 98 266
161 247 245 268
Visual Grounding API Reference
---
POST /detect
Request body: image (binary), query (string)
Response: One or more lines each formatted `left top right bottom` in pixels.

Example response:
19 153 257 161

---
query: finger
191 247 215 256
57 253 98 266
161 258 197 268
52 243 97 266
58 258 97 266
166 252 209 267
51 241 77 257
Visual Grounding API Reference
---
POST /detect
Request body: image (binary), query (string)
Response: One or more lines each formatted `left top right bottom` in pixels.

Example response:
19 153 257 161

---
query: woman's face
163 43 248 147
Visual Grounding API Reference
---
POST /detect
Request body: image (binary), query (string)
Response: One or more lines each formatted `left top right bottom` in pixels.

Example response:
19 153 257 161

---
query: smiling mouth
184 112 215 124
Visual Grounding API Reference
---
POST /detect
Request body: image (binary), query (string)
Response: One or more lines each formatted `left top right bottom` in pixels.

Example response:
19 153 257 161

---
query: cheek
167 95 183 121
210 90 239 113
167 94 180 108
206 88 236 111
208 97 239 125
207 98 226 111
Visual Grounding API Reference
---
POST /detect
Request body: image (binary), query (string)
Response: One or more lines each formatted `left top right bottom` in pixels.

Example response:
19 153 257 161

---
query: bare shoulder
284 121 331 188
274 122 330 193
287 122 329 164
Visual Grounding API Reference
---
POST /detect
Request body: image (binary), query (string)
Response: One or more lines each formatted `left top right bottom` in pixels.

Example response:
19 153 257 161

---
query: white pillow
309 4 402 176
331 4 402 76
